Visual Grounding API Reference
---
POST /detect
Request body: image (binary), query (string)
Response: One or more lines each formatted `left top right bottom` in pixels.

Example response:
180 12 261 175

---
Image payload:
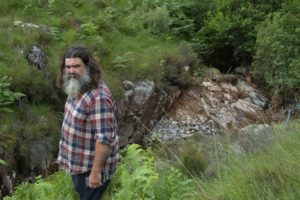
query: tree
253 0 300 95
193 0 284 72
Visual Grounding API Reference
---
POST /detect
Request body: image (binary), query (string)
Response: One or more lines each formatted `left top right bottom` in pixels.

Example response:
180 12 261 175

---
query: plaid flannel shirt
57 81 119 182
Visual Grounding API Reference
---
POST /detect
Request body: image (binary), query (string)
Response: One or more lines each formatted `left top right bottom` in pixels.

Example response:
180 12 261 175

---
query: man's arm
89 91 116 188
89 141 109 188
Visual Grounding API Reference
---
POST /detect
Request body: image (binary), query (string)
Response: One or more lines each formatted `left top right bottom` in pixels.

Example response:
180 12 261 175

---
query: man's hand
89 171 102 189
89 141 109 188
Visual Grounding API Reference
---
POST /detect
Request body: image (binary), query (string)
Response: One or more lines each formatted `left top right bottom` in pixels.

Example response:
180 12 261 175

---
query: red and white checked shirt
57 81 119 182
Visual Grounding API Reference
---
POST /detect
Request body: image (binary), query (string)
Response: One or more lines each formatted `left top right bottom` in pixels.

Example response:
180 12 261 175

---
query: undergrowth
4 172 78 200
6 122 300 199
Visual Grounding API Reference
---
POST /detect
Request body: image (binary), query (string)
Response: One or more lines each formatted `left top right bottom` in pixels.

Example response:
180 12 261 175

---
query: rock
160 78 270 136
14 20 50 32
223 93 232 100
234 66 247 74
237 80 254 93
117 77 271 146
249 91 269 109
0 168 15 197
231 99 260 114
132 80 155 111
123 80 135 104
26 44 48 70
237 80 269 108
202 81 222 91
220 82 239 93
151 117 218 142
117 80 181 146
202 81 214 87
207 107 237 129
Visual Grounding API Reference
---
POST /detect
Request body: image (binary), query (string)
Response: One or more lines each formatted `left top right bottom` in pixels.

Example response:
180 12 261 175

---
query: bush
143 6 172 35
118 10 144 35
161 42 201 87
193 0 284 72
253 1 300 95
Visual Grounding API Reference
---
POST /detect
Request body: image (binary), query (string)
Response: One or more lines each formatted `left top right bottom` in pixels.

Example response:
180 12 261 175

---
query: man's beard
63 69 91 98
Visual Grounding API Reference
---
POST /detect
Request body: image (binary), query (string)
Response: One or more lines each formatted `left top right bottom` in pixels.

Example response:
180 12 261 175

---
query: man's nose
68 67 76 74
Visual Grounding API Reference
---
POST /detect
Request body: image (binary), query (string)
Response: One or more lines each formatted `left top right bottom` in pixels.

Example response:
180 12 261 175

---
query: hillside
0 0 299 199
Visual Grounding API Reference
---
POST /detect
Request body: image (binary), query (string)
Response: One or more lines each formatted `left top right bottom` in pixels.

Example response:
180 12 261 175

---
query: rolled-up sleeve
89 96 116 146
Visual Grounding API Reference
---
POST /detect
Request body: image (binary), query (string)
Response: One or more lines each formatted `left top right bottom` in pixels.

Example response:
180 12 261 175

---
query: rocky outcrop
152 77 270 142
117 80 181 146
117 77 270 144
26 45 48 70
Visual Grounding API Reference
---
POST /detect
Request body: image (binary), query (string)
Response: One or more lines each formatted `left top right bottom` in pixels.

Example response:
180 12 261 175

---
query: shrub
143 6 172 35
161 42 201 87
118 11 144 35
253 1 300 95
194 0 284 72
94 7 118 33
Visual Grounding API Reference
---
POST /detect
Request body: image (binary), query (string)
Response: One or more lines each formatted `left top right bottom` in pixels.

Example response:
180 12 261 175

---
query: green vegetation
1 0 300 199
0 104 61 177
0 0 299 102
0 159 7 166
0 76 24 113
6 122 300 199
0 0 298 109
4 172 78 200
107 144 159 199
196 123 300 200
253 1 300 95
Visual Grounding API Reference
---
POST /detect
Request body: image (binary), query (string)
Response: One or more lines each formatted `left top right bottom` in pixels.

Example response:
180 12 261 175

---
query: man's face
63 57 91 98
65 57 85 78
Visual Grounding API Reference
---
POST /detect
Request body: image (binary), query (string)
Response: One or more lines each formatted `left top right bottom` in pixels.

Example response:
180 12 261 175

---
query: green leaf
0 159 7 166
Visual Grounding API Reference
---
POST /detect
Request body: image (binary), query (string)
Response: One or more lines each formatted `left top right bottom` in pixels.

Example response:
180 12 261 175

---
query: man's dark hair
57 45 102 90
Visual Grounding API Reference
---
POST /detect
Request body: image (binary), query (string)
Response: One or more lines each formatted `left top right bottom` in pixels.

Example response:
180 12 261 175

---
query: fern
7 145 196 200
110 144 158 200
106 144 196 200
0 76 25 113
4 172 78 200
166 167 194 200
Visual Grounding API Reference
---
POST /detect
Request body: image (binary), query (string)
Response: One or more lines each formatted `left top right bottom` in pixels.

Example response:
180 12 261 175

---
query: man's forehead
65 57 83 65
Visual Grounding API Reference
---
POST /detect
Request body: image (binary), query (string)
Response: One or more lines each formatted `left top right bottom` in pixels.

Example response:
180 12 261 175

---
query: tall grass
6 122 300 200
193 122 300 200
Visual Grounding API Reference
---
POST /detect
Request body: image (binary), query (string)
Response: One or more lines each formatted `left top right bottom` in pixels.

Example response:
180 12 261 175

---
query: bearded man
56 45 119 200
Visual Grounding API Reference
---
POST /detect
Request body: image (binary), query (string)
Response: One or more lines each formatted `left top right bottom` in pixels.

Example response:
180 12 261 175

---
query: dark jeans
71 172 110 200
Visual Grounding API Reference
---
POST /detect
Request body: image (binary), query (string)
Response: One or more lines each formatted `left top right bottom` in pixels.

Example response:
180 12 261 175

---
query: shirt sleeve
89 95 116 146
